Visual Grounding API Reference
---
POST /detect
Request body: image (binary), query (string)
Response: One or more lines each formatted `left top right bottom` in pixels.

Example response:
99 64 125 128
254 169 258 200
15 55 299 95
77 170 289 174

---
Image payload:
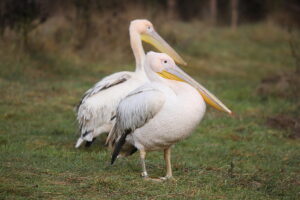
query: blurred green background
0 0 299 199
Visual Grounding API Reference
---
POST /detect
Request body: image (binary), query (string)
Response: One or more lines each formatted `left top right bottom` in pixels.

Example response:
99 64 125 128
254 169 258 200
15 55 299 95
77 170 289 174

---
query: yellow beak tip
180 60 187 66
177 58 187 66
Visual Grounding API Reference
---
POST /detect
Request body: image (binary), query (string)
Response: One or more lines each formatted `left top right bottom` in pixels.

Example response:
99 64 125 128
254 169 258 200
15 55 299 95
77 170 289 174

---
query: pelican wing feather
75 72 132 147
76 72 131 111
107 84 165 164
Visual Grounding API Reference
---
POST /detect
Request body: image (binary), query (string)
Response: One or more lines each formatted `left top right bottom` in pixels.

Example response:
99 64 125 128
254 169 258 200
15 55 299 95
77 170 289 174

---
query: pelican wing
107 84 165 164
75 72 132 148
76 72 131 111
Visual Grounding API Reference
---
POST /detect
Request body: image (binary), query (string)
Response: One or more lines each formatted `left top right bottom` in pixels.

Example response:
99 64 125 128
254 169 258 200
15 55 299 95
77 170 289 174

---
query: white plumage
108 52 231 180
75 19 186 148
76 71 143 144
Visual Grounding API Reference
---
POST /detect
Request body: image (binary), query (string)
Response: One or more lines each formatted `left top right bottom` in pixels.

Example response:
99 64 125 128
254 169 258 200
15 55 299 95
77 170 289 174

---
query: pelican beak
157 66 232 114
141 30 187 66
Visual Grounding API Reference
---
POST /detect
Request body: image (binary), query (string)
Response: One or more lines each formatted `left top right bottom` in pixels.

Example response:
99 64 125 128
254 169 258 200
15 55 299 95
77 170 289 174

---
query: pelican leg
140 150 148 178
165 147 172 178
139 148 175 182
160 147 175 181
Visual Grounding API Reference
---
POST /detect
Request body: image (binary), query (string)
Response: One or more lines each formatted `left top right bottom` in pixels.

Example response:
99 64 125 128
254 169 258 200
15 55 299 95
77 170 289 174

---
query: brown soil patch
267 114 300 139
257 71 300 99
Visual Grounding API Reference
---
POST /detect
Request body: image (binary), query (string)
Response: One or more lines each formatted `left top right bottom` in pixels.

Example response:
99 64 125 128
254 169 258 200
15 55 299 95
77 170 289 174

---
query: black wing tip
111 154 117 165
111 143 121 165
84 138 96 148
110 128 131 165
110 139 123 165
129 147 138 156
110 115 116 121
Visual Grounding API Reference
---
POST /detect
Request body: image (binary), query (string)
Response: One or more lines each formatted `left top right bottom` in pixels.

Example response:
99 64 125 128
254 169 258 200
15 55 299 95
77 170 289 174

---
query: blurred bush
0 0 299 62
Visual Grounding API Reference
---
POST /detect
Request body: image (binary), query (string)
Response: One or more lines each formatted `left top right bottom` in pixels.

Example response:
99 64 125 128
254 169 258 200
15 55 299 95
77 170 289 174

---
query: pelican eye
164 60 167 63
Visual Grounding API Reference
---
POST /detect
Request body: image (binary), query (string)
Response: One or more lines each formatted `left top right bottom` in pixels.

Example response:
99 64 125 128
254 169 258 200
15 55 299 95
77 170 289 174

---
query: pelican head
146 52 232 114
130 19 187 66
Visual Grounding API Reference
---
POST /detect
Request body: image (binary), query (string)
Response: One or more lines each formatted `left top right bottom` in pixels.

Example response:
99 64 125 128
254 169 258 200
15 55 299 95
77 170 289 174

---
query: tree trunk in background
231 0 238 31
74 0 91 49
210 0 217 25
167 0 177 20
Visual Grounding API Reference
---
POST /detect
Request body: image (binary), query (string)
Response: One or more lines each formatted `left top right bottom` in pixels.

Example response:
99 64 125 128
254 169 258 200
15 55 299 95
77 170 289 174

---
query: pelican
107 52 231 181
75 19 186 148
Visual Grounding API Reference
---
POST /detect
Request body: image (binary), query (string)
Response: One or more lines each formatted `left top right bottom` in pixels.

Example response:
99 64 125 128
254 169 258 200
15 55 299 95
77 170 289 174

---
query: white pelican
107 52 231 180
75 19 186 148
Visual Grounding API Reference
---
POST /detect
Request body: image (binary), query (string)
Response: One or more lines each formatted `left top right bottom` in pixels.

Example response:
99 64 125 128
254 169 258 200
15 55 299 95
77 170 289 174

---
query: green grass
1 23 299 199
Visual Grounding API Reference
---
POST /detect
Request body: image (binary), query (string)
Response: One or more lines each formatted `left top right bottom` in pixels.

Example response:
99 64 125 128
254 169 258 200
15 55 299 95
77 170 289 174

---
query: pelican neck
130 30 145 72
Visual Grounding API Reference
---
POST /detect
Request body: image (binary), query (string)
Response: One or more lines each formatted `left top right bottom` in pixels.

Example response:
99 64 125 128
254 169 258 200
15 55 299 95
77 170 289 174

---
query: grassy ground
0 23 299 199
